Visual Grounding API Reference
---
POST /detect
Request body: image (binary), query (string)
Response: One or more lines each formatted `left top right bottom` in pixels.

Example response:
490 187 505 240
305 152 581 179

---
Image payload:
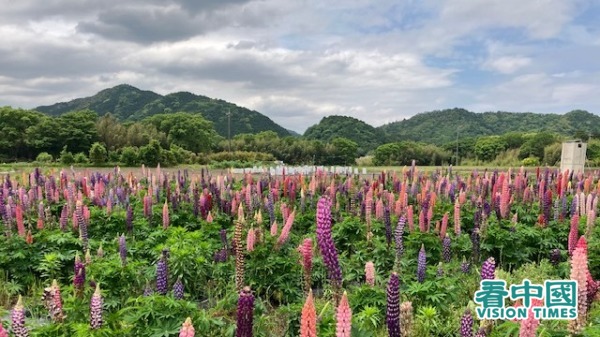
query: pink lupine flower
206 211 213 223
454 199 461 235
246 228 256 252
500 176 510 219
277 210 295 248
336 291 352 337
16 204 25 237
568 215 579 256
179 317 195 337
365 261 375 286
162 201 169 229
407 205 414 232
568 236 589 334
298 238 312 292
418 210 425 233
440 212 449 239
0 322 7 337
270 221 278 236
11 295 28 337
375 199 384 220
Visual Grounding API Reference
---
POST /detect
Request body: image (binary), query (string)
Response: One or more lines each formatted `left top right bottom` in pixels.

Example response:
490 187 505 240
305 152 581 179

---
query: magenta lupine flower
417 244 426 283
119 235 127 266
246 228 256 252
90 284 103 329
474 328 487 337
386 272 400 337
442 234 451 263
156 249 169 295
59 205 68 231
236 286 255 337
11 295 29 337
298 238 313 292
277 209 295 248
568 215 579 256
481 257 496 280
179 317 195 337
460 309 473 337
74 253 86 295
384 206 392 246
316 197 342 292
173 277 184 300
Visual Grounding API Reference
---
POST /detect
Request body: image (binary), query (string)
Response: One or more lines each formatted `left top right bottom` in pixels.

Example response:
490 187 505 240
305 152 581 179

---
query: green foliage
304 115 383 155
522 157 540 166
519 132 558 160
372 141 450 166
74 152 89 164
120 147 139 166
331 137 359 165
35 152 53 163
145 112 218 153
139 140 163 167
543 143 562 166
474 136 507 161
60 146 75 165
89 142 108 166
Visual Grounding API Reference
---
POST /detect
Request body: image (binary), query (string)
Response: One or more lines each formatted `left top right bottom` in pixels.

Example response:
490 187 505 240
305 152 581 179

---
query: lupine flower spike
11 295 29 337
179 317 195 337
300 289 317 337
90 284 103 329
386 272 400 337
365 261 375 286
460 309 473 337
237 286 255 337
336 291 352 337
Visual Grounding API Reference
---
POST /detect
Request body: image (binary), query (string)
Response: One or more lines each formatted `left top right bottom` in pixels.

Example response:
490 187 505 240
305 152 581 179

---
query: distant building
560 140 587 173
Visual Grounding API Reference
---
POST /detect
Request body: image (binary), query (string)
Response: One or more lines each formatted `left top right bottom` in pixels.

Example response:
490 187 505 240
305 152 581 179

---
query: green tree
331 137 359 165
0 107 45 160
120 147 139 166
145 112 218 153
96 113 127 150
519 132 557 160
56 110 98 154
35 152 53 163
474 136 507 162
89 142 107 166
139 140 162 166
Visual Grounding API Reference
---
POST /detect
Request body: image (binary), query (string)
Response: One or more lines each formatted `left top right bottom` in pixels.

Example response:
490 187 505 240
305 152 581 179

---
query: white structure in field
560 140 587 173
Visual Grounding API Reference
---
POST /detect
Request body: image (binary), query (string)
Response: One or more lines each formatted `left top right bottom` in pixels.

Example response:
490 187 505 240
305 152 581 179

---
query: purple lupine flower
550 248 561 266
384 206 392 246
474 328 487 337
236 286 255 337
417 244 426 283
461 258 471 274
442 234 451 263
59 205 68 231
386 272 400 337
460 309 473 337
173 277 184 300
11 295 29 337
90 284 103 329
471 229 480 263
480 257 495 280
436 262 444 277
156 249 169 295
119 235 127 266
395 216 405 259
74 253 86 295
143 283 153 296
316 196 342 291
126 204 133 234
76 206 88 251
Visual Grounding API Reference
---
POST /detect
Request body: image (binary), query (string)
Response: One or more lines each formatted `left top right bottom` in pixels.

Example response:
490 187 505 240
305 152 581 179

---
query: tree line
0 107 360 167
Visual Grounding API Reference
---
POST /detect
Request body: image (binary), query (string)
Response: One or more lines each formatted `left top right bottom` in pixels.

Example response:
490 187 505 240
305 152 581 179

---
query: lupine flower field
0 165 599 336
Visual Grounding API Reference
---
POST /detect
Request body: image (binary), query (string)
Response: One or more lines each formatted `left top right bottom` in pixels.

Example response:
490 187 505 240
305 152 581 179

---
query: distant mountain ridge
35 84 291 138
376 108 600 145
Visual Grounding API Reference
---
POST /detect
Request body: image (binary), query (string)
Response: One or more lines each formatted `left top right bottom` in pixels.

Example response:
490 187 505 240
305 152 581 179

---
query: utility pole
226 109 231 154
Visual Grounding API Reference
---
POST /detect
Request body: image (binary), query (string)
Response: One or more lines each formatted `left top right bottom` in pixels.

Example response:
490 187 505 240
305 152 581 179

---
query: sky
1 0 599 133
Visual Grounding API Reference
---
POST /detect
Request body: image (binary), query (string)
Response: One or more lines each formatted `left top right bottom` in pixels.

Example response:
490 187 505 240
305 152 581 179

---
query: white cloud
484 56 532 74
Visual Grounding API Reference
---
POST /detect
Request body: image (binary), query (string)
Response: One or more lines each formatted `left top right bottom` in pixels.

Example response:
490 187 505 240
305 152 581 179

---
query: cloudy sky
1 0 599 133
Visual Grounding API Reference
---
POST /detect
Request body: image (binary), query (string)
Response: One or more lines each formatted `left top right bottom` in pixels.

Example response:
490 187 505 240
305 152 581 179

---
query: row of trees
0 107 360 166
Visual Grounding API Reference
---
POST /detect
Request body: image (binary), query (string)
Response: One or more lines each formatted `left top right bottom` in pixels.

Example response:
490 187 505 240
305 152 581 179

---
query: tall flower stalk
236 286 255 337
11 295 29 337
300 290 317 337
336 291 352 337
316 196 342 300
90 284 103 329
386 272 400 337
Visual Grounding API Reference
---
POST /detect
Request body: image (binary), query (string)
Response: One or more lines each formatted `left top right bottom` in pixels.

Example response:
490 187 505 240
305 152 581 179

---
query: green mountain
377 108 600 145
35 84 290 138
304 115 384 155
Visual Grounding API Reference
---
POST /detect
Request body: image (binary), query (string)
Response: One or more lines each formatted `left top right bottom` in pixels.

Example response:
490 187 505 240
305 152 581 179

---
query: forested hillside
378 108 600 145
303 116 383 155
35 84 291 138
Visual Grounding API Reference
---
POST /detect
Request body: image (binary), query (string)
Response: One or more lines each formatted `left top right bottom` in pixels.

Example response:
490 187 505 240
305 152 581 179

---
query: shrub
60 147 75 165
120 147 139 166
89 142 108 166
35 152 53 163
522 156 540 166
74 152 88 164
